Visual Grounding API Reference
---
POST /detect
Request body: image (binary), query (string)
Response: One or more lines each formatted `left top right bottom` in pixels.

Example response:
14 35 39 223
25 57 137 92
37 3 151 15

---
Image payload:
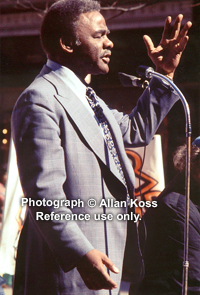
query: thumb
102 255 119 274
143 35 155 54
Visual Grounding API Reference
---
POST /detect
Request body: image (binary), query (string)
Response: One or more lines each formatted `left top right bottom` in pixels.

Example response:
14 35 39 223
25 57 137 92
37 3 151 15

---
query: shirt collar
46 59 87 99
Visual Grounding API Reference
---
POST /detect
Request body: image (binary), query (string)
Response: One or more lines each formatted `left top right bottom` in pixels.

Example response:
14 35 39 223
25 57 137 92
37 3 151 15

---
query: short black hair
40 0 100 56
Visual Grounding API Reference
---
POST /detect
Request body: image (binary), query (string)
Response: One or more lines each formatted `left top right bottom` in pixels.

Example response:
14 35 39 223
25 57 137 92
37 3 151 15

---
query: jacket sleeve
111 76 180 147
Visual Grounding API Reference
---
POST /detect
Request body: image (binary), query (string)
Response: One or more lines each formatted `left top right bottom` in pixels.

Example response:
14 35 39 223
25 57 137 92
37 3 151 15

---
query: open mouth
102 56 110 64
101 51 111 64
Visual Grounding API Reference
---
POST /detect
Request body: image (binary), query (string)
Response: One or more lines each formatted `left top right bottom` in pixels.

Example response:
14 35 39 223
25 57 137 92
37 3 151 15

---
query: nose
104 36 114 49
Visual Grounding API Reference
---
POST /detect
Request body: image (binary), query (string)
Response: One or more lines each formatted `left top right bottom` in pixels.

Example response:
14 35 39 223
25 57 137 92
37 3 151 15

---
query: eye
93 32 104 39
93 29 110 39
94 35 102 39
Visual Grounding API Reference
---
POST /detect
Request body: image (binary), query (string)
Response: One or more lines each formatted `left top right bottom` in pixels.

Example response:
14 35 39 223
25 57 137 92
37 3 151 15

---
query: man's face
74 11 114 77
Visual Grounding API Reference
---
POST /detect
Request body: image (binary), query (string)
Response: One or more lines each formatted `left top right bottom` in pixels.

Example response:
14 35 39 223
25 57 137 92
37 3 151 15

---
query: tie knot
86 87 99 110
86 87 97 101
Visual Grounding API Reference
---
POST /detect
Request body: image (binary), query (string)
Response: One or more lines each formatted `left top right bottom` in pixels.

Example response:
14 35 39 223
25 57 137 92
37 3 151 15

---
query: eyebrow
94 28 110 35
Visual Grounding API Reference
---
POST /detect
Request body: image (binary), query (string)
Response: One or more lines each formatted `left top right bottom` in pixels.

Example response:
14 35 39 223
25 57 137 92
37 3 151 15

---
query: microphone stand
137 66 192 295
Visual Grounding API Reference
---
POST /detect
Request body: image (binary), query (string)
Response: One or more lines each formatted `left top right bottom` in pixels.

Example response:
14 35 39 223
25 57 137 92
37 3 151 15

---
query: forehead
77 11 108 33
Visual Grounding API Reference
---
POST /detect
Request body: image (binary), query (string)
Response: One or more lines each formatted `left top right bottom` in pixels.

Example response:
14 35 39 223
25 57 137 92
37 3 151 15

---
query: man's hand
76 249 119 290
143 14 192 79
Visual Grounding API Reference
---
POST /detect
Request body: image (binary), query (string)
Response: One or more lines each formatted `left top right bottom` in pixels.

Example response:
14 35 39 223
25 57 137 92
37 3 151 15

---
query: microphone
118 72 149 89
136 65 154 79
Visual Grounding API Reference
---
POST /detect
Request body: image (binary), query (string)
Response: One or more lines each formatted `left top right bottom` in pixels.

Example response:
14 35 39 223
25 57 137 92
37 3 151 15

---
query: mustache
100 50 112 58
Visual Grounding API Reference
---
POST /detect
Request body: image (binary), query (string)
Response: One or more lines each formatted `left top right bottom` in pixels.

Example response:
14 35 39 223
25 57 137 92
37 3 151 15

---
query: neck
48 54 88 81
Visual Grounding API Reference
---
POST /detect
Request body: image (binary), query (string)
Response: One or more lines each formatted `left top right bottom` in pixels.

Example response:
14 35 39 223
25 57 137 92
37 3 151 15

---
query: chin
101 63 110 74
91 69 109 76
98 66 110 75
90 63 109 75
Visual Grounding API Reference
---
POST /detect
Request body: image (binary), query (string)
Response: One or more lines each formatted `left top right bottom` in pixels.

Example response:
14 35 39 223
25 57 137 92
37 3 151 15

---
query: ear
59 37 73 53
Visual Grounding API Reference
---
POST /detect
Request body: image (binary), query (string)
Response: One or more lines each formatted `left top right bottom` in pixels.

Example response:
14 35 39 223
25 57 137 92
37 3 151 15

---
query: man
11 0 192 294
133 137 200 294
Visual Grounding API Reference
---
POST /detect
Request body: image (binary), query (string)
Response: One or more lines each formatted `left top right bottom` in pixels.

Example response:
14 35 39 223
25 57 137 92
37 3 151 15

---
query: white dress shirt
46 59 95 118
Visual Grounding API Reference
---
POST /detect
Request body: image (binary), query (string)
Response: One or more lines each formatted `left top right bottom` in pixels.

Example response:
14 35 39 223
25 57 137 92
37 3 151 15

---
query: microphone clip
118 72 149 89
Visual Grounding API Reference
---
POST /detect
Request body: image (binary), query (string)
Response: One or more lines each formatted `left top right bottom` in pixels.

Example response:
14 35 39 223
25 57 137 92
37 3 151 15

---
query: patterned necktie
86 87 129 200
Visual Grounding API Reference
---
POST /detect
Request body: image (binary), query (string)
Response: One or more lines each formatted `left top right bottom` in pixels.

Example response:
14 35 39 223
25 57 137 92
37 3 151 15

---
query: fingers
161 14 192 44
171 14 183 39
173 19 192 53
102 254 119 274
143 35 155 55
84 269 116 290
161 16 172 41
77 249 119 291
176 21 192 44
98 265 118 289
175 36 189 54
143 14 192 74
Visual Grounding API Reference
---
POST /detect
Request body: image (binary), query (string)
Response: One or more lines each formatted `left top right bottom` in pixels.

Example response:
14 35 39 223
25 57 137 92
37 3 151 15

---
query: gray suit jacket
11 65 179 295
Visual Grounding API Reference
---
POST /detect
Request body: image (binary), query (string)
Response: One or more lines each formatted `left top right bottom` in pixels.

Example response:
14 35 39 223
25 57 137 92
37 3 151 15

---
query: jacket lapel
98 98 135 194
42 68 126 187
